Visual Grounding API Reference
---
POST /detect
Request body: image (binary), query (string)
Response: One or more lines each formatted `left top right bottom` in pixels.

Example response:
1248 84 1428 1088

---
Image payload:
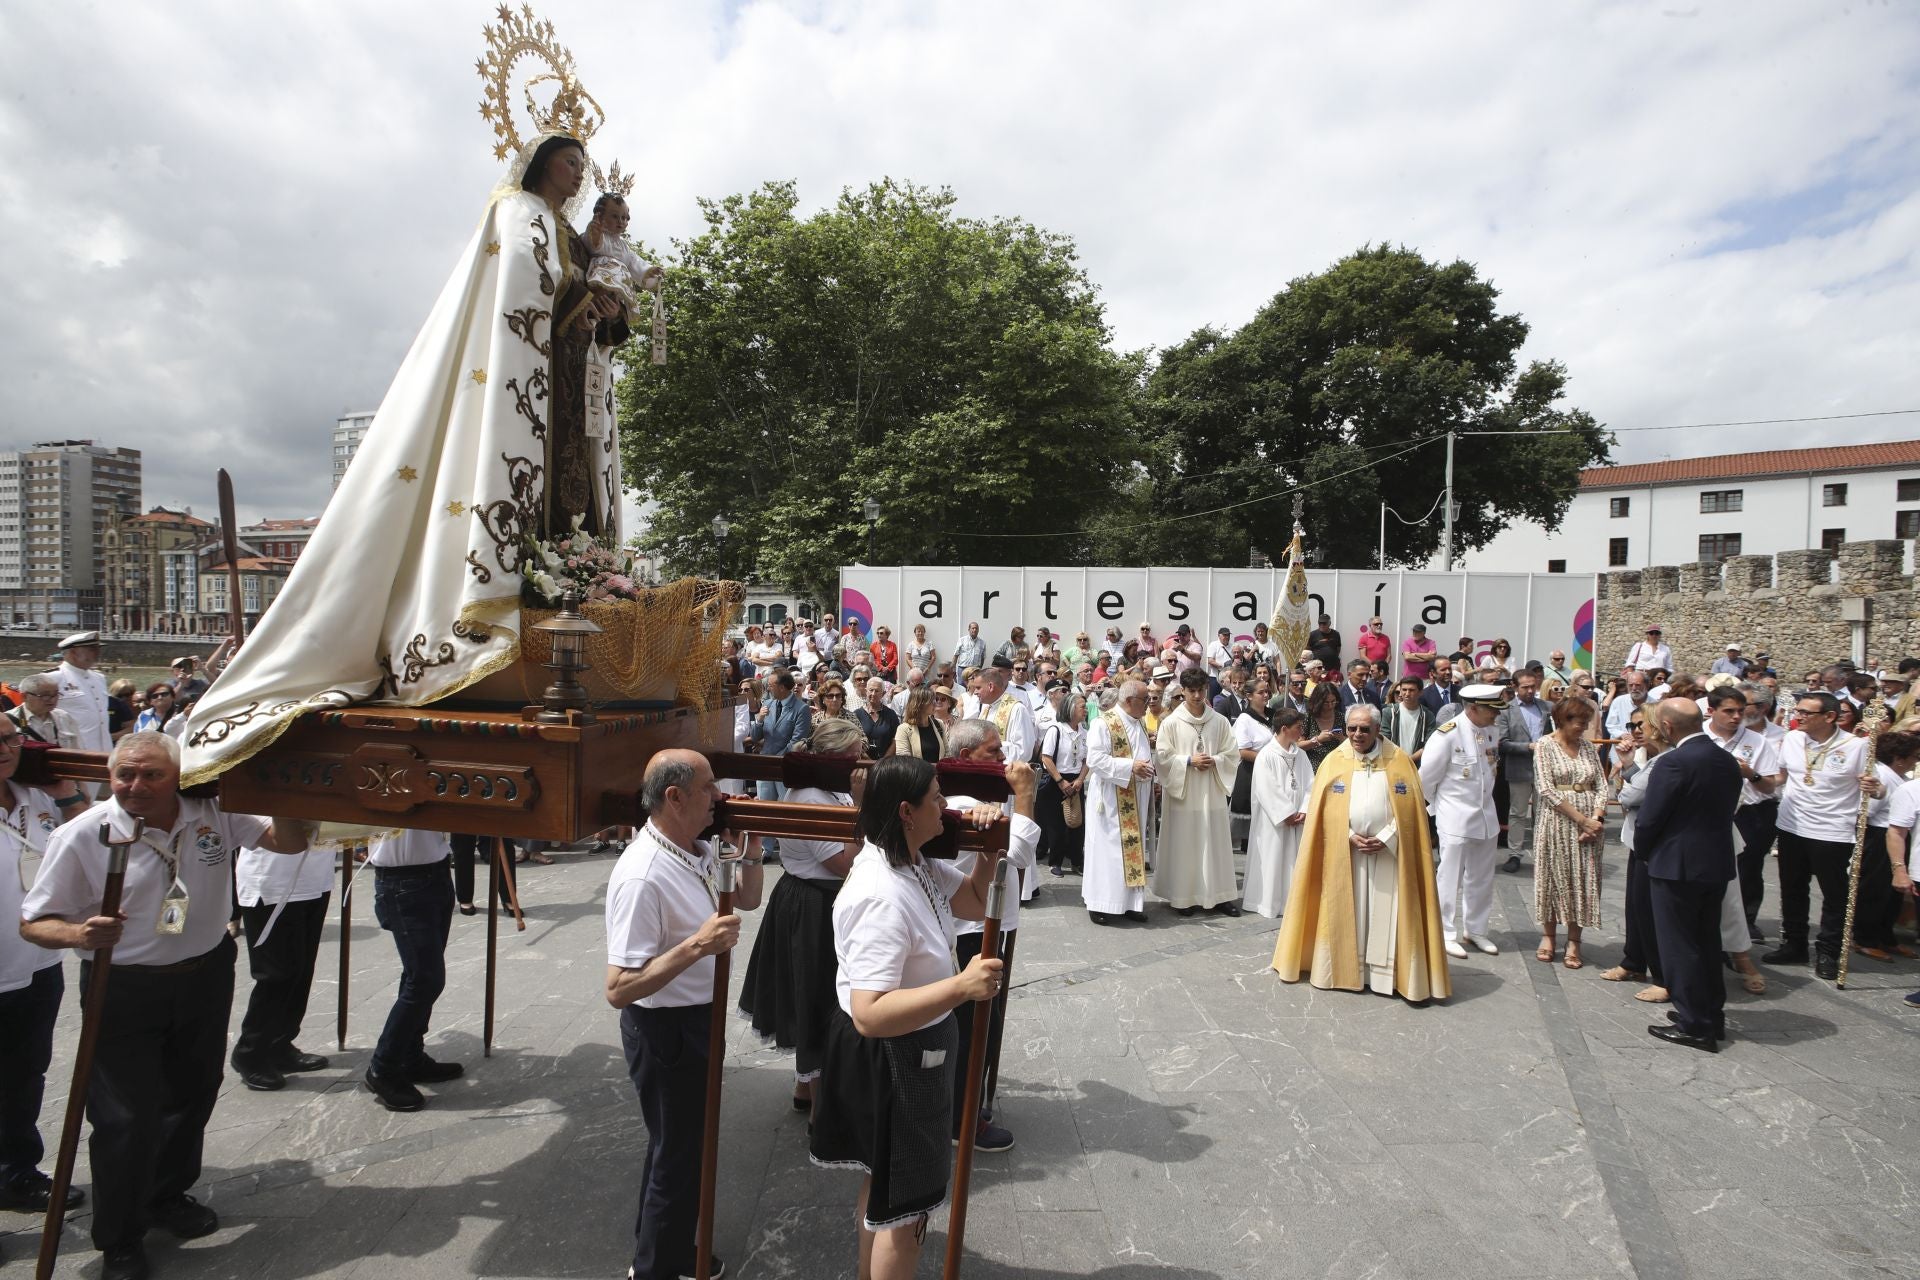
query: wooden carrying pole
216 468 247 646
1837 700 1890 988
337 841 354 1050
37 821 140 1280
694 857 739 1280
943 859 1009 1280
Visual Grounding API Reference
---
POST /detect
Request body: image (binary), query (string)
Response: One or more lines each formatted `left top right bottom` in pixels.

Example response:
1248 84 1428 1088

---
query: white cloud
1 0 1915 523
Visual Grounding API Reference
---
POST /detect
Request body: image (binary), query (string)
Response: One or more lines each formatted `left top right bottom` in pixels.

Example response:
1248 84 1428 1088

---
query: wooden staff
216 468 247 646
337 841 355 1051
37 820 141 1280
943 859 1010 1280
1837 700 1891 988
484 836 504 1056
705 751 1013 804
694 857 739 1280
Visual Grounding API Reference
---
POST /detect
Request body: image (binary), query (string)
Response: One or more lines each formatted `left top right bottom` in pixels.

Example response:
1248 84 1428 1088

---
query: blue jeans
0 964 62 1180
371 859 455 1075
756 779 788 855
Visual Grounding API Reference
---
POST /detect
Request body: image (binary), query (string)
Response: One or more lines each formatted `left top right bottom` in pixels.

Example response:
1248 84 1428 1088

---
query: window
1546 559 1567 574
1821 528 1845 552
768 603 788 624
1700 490 1743 513
747 604 766 625
1823 483 1848 507
1608 538 1629 567
1897 510 1920 540
1900 480 1920 502
1698 533 1743 562
1608 497 1630 519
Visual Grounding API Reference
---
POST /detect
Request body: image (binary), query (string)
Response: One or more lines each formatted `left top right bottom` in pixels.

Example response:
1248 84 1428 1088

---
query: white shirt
778 786 854 881
366 828 451 868
1778 730 1871 843
1418 719 1499 839
1233 712 1274 755
1867 762 1902 828
23 796 269 967
1042 723 1086 774
54 661 112 754
812 625 837 656
236 840 336 907
1624 641 1672 672
1705 723 1783 808
946 793 1038 936
1205 641 1233 675
833 842 966 1030
1605 694 1645 738
605 822 721 1008
0 782 67 992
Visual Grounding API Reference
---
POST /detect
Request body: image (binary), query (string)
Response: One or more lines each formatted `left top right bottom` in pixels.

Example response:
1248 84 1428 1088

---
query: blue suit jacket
752 694 812 757
1634 733 1742 883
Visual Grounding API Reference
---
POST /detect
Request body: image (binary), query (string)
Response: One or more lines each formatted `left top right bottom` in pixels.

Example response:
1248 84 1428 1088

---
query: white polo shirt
23 797 269 966
1706 723 1783 808
777 786 855 882
833 842 965 1031
605 822 720 1009
1778 730 1871 843
366 828 451 868
0 782 67 992
1887 781 1920 878
236 841 336 907
945 795 1037 937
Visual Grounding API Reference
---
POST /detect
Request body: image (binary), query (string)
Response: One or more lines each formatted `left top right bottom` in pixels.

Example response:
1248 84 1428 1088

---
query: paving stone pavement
7 832 1920 1279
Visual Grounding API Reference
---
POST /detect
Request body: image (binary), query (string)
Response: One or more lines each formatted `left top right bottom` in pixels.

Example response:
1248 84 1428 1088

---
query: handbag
1063 788 1084 829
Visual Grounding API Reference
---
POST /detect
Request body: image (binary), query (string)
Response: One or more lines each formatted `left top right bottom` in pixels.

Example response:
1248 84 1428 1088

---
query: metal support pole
1441 431 1456 573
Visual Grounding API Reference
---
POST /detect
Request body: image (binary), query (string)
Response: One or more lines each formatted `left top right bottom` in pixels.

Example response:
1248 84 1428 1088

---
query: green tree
615 180 1143 601
1132 245 1610 568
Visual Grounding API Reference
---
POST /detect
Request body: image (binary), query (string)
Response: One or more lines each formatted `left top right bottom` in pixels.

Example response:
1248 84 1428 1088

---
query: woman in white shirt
1229 683 1275 852
738 717 868 1112
904 624 936 679
1244 706 1313 917
1040 695 1088 875
1856 730 1920 959
793 627 821 677
809 756 1005 1277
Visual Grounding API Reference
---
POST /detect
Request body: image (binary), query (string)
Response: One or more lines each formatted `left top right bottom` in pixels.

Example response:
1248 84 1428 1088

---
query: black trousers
1776 829 1854 958
620 1002 710 1280
1038 775 1084 871
451 833 517 907
81 937 235 1250
371 859 454 1076
234 893 329 1066
0 963 63 1181
952 928 1017 1125
1734 800 1779 929
1621 853 1664 984
1650 877 1726 1039
1856 826 1900 950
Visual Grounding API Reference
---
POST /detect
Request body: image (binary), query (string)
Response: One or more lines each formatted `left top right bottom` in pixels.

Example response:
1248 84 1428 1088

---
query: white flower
531 570 562 601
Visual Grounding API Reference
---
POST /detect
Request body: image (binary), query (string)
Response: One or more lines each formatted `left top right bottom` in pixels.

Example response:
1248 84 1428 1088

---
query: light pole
862 496 880 564
711 514 729 577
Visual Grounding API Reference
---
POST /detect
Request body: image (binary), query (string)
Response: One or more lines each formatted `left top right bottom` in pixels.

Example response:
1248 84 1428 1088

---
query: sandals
1741 969 1767 994
1633 985 1671 1003
1563 943 1584 971
1535 941 1556 964
1599 965 1646 983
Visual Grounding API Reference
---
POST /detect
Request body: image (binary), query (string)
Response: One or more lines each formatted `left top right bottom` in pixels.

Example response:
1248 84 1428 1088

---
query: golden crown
476 4 603 163
597 159 636 199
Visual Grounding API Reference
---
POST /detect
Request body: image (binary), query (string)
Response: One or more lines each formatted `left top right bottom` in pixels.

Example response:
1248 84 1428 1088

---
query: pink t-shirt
1357 629 1391 666
1401 636 1437 679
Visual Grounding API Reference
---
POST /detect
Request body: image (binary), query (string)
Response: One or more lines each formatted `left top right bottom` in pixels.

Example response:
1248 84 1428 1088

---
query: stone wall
1596 539 1916 678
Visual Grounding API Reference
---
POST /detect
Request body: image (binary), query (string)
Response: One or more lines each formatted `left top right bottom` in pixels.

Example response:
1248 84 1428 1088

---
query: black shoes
407 1055 464 1084
1175 905 1199 917
364 1068 425 1112
278 1048 329 1073
1088 912 1113 926
1212 901 1243 918
154 1192 219 1239
1647 1024 1719 1053
1125 909 1148 922
1666 1010 1727 1041
1815 954 1839 980
1761 943 1808 965
0 1168 84 1212
233 1060 287 1092
1500 855 1523 874
102 1242 150 1280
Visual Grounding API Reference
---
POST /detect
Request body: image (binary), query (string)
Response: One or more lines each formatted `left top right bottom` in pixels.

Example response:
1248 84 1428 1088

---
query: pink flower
606 574 634 593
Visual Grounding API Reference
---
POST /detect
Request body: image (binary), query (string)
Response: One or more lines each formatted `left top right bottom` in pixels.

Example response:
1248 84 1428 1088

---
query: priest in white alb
1273 704 1450 1001
1153 668 1242 916
1083 682 1155 925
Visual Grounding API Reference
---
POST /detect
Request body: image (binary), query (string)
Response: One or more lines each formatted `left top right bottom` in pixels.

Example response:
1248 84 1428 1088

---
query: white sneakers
1444 939 1469 959
1466 934 1500 955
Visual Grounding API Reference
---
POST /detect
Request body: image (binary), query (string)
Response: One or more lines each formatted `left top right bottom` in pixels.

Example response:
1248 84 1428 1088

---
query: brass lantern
531 589 603 723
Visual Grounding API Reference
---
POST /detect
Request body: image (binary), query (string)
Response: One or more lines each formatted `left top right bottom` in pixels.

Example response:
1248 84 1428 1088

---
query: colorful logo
839 588 875 643
1572 597 1595 672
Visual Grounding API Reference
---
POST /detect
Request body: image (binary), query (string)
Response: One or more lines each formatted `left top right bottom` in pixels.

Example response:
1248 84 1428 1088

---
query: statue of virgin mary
181 16 632 785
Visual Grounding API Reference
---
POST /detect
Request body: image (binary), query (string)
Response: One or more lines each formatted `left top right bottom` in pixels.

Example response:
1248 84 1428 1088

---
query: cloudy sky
2 1 1916 524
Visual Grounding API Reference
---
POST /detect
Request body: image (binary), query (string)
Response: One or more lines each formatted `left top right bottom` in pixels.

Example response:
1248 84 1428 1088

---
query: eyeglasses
822 691 844 699
1344 726 1377 735
1795 705 1830 717
0 735 20 750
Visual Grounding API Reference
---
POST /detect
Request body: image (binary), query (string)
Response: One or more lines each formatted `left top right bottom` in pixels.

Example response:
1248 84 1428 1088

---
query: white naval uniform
1418 718 1500 944
55 660 112 754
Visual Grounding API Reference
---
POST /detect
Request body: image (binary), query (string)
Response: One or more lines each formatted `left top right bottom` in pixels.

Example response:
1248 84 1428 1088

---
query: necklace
906 857 960 975
1801 732 1843 786
646 825 716 908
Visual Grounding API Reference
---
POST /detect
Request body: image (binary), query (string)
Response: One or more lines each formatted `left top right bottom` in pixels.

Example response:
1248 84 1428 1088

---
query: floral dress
1533 733 1606 927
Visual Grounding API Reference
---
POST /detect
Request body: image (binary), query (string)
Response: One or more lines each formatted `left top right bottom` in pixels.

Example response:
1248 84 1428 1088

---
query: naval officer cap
57 630 101 650
1459 683 1508 707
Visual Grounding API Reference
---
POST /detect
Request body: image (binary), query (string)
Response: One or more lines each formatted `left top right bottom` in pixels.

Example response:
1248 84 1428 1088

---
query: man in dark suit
1419 657 1457 718
1635 699 1744 1051
1334 660 1381 714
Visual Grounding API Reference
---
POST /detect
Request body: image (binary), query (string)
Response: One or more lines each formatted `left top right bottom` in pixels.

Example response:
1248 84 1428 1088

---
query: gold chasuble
1272 739 1451 1002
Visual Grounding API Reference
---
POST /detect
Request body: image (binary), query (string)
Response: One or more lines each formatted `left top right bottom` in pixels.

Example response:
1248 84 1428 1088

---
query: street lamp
710 514 729 577
862 497 880 563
